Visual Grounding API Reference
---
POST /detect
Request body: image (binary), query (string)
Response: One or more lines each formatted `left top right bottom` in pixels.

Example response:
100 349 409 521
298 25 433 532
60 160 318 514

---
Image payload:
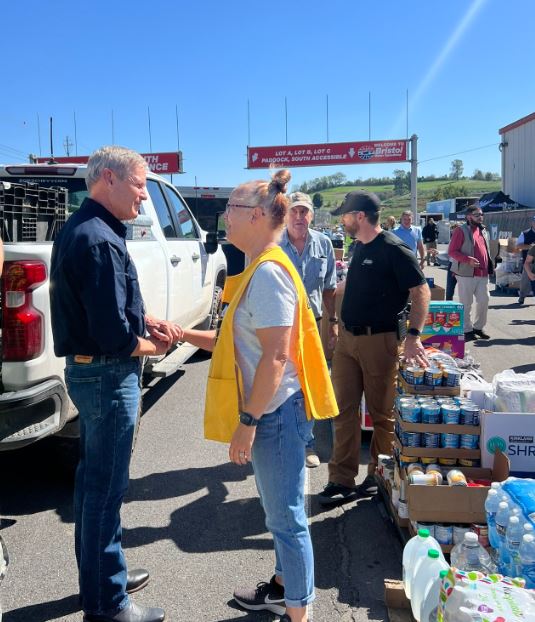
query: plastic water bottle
524 522 534 538
420 569 448 622
519 533 535 588
450 532 495 573
402 528 441 598
505 515 524 577
485 488 500 549
410 549 449 621
495 501 510 570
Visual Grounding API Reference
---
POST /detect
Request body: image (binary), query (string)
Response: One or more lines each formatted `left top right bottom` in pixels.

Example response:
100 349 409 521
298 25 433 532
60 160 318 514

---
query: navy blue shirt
50 198 146 357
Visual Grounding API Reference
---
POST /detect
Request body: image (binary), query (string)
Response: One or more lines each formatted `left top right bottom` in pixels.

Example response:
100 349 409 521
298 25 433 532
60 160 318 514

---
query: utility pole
63 135 74 157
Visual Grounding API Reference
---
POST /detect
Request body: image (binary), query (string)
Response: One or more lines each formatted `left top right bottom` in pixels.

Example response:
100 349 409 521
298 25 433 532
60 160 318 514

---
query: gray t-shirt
233 262 301 413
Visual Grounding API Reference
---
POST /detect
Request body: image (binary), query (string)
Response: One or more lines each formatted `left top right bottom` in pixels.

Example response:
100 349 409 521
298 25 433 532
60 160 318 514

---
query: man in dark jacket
422 218 439 266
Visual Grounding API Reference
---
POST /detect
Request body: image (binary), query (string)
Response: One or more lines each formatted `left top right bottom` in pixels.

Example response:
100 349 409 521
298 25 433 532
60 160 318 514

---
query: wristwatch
407 327 421 337
239 411 259 426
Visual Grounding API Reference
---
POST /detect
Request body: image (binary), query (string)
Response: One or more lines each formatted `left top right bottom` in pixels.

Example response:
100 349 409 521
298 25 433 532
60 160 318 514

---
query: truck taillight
2 261 47 361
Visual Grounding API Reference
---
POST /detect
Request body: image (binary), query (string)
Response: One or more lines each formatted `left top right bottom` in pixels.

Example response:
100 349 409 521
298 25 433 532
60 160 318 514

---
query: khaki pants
425 241 437 265
328 328 398 487
455 275 489 332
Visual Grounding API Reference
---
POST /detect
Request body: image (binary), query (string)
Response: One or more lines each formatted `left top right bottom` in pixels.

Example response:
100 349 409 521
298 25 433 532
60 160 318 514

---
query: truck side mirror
205 232 219 255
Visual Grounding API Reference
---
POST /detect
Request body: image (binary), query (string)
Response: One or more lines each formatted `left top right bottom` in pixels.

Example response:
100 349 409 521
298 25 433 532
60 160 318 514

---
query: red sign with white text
34 151 183 174
247 140 407 169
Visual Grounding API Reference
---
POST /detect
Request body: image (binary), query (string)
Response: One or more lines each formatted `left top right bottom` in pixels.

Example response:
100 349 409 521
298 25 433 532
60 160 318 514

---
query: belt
67 354 135 365
343 324 397 336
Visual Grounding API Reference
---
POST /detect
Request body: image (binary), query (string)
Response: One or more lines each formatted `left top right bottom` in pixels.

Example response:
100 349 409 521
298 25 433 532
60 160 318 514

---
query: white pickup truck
0 163 227 450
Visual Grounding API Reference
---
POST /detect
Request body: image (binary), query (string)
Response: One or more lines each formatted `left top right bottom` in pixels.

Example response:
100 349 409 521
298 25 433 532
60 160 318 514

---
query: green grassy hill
315 178 501 222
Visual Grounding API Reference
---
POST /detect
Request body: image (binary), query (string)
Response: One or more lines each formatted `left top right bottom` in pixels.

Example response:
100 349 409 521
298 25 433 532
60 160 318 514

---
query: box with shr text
481 412 535 475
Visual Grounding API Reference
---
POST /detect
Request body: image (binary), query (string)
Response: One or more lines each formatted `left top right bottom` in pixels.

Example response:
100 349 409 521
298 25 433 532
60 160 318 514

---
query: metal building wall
501 115 535 208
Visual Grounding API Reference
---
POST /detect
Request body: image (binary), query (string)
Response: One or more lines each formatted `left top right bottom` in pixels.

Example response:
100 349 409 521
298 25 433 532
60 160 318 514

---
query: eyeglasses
224 202 255 214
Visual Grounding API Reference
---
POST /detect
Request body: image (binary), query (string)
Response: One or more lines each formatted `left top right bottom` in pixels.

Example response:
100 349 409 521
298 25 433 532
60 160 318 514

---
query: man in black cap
318 191 430 505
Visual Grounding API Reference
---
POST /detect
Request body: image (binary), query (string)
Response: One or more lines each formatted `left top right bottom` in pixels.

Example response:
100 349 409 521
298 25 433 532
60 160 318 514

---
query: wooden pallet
384 579 415 622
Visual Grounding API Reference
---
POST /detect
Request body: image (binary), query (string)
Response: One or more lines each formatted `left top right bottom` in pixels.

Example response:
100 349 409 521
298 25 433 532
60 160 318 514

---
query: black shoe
233 575 285 615
356 474 378 497
464 331 476 342
317 482 358 506
518 296 525 305
280 616 309 622
473 329 490 340
83 601 165 622
126 569 150 594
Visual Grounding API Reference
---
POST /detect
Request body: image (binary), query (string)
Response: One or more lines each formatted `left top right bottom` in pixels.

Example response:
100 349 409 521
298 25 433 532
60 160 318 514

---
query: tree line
297 160 500 198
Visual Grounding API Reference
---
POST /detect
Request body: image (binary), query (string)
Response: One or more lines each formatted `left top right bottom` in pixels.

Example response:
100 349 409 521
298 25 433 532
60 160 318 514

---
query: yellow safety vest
204 245 338 442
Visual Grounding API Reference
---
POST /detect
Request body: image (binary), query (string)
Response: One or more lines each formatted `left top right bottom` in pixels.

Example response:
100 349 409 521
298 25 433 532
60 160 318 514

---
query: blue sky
1 0 533 191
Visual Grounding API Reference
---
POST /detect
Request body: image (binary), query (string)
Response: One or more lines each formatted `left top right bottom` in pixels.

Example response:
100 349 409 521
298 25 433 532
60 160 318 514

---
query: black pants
446 262 457 300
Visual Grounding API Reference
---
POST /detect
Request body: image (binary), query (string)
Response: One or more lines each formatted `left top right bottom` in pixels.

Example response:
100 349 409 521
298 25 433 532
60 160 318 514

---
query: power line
418 142 499 164
0 142 27 156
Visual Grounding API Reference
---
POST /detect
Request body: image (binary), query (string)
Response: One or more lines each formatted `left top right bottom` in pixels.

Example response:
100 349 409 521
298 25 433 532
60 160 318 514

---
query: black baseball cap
331 190 381 216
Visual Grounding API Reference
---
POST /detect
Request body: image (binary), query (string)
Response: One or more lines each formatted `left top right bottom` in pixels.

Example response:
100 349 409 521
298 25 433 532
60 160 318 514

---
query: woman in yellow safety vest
177 169 338 622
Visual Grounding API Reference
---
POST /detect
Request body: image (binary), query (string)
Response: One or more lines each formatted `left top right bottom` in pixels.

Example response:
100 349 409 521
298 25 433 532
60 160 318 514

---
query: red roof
499 112 535 135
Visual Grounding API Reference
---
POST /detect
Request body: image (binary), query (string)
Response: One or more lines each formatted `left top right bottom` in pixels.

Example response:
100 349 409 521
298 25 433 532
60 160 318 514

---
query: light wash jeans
65 355 142 617
251 390 315 608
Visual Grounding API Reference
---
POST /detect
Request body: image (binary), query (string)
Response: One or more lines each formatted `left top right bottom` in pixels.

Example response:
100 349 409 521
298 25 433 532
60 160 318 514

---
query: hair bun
269 169 291 194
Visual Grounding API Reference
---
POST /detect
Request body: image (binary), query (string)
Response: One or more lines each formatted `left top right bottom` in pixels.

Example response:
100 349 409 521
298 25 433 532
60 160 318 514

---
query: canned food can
460 434 479 449
439 457 457 466
406 366 425 385
471 523 489 548
400 402 421 423
407 462 424 476
441 405 460 424
460 405 480 426
425 467 443 484
442 367 461 387
441 433 460 448
399 455 420 468
424 367 443 387
421 456 439 464
408 472 442 486
423 432 441 448
447 469 468 486
417 522 436 538
435 523 453 545
421 402 441 424
425 463 442 473
458 458 481 468
402 432 422 447
453 525 471 545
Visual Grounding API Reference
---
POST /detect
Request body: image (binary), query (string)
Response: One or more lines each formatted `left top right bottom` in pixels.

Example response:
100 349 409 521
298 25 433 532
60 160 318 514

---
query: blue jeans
251 390 315 608
65 356 142 616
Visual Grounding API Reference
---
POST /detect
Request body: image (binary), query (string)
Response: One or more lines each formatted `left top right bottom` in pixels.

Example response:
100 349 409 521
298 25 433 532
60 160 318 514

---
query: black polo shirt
341 230 426 328
50 198 146 357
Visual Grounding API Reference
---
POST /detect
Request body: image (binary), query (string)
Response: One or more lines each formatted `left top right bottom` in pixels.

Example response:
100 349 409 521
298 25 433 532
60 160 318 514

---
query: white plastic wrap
493 369 535 413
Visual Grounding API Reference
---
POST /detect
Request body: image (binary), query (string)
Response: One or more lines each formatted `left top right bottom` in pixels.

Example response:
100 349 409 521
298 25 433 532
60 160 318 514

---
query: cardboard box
405 451 510 524
481 412 535 475
423 300 464 336
397 373 460 397
420 333 465 359
394 434 479 460
429 284 445 301
396 411 480 436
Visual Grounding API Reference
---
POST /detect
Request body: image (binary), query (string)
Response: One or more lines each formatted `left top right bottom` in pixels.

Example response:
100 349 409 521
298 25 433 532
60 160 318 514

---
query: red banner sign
247 140 407 169
34 151 183 174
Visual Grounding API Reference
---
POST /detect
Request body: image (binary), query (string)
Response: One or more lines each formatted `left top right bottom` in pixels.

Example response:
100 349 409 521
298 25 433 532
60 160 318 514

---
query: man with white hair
279 191 337 468
51 146 178 622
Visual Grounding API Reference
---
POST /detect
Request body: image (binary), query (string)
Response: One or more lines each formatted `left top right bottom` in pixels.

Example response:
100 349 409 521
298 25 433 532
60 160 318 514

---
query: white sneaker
305 448 320 468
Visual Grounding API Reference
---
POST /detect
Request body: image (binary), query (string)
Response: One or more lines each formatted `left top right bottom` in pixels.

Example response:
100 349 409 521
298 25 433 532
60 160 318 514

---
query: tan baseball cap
288 191 314 211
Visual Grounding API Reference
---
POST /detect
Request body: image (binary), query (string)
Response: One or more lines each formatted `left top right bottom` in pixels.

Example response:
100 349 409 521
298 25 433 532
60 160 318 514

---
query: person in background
50 146 178 622
392 210 426 268
317 191 430 506
515 216 535 305
383 215 397 231
448 204 494 342
445 222 459 301
422 217 439 266
177 170 338 622
522 242 535 296
279 191 337 468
